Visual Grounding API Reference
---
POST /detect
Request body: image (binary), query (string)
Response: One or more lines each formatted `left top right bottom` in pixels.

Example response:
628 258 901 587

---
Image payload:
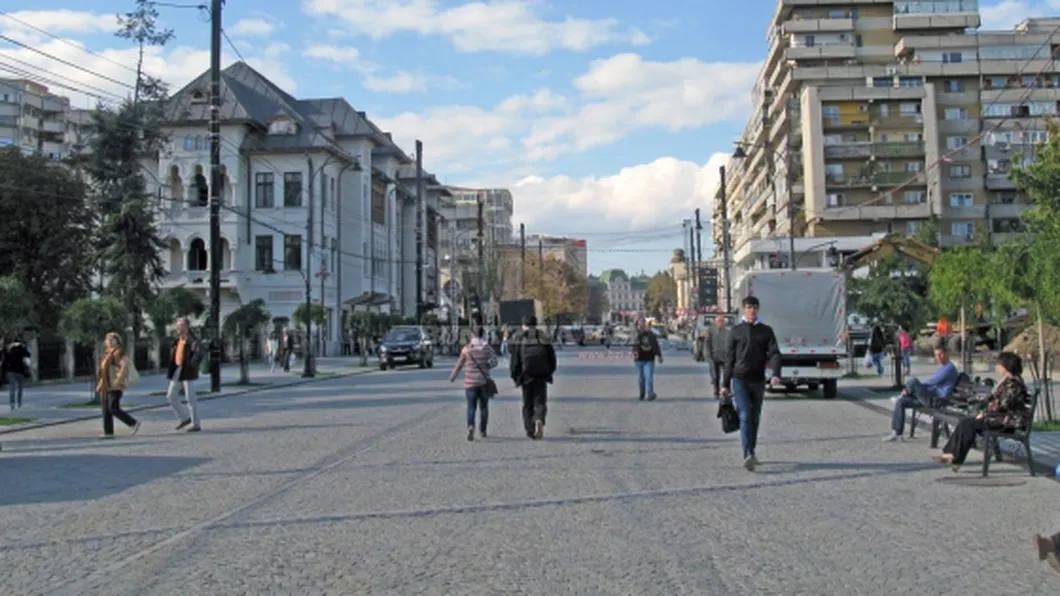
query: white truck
736 269 848 399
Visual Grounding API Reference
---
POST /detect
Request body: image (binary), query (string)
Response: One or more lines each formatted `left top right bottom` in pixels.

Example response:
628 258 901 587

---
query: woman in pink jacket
449 327 498 441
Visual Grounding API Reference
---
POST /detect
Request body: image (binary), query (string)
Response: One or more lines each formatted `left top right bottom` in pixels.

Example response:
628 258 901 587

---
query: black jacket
1 342 31 376
509 328 557 384
723 320 782 389
632 330 662 362
869 326 885 354
167 335 202 382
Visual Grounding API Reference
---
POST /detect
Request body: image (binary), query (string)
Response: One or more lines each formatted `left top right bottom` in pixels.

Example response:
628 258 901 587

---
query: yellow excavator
838 233 940 272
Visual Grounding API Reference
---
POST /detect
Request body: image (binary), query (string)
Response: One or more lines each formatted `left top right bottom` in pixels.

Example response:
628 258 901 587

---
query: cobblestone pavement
1 349 1058 595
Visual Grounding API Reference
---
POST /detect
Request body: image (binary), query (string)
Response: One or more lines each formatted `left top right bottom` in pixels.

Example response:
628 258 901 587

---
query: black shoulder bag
717 398 740 434
469 349 499 398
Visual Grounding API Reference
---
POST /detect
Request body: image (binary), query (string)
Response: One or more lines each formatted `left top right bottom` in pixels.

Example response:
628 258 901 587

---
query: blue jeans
465 386 488 431
870 352 885 375
900 349 911 371
635 360 655 397
7 372 23 408
890 377 936 434
732 379 766 458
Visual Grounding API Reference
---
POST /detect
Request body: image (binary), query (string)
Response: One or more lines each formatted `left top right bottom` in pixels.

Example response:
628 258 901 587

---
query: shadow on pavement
0 454 210 506
752 460 938 475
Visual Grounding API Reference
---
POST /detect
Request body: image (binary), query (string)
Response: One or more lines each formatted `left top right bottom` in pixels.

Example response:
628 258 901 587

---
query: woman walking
449 327 498 441
96 332 141 439
266 332 279 372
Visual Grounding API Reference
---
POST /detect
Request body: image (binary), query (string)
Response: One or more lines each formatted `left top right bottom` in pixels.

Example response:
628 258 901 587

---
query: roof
598 269 629 283
163 61 381 155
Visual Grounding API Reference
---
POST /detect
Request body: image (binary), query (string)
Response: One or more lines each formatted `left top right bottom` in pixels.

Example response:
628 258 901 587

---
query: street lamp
731 141 798 270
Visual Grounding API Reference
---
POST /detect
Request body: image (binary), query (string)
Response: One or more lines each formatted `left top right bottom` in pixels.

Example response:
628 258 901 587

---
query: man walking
280 327 294 372
704 316 730 398
510 315 557 440
165 318 203 432
720 296 781 471
632 317 663 400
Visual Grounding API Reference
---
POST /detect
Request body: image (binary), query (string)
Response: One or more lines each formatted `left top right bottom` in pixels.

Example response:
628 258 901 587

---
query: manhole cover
936 476 1028 487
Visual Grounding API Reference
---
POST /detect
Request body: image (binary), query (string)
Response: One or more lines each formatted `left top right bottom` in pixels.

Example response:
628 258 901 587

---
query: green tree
86 4 174 340
145 287 206 368
59 297 129 404
293 303 327 329
644 271 677 319
0 148 94 330
848 256 931 333
223 299 271 384
0 276 36 338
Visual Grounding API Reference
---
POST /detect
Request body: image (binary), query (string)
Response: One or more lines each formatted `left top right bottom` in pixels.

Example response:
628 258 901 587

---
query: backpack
520 330 552 378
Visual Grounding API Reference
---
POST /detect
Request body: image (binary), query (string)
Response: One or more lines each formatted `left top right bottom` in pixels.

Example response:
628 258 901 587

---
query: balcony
786 42 856 61
823 116 870 130
783 17 854 34
827 172 923 188
945 204 987 219
161 269 240 288
871 113 924 128
893 1 980 30
988 202 1027 218
40 119 65 134
821 202 932 221
873 141 925 157
985 174 1016 189
824 143 872 159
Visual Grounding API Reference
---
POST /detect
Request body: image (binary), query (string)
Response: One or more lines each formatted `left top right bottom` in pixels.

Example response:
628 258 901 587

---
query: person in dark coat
868 324 886 375
165 318 203 432
509 316 557 440
2 337 31 409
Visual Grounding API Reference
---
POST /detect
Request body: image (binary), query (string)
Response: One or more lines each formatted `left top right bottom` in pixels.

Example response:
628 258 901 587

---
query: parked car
378 326 435 370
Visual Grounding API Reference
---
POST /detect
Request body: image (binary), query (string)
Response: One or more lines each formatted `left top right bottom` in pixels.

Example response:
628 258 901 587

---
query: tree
644 271 677 319
223 299 271 384
116 0 174 104
0 148 95 331
586 281 610 324
85 4 174 340
849 257 931 333
0 276 35 338
293 303 327 329
145 287 206 368
59 297 129 404
521 255 586 323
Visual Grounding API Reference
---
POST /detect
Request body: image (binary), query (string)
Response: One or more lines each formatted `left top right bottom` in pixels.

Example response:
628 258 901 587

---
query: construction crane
837 234 941 272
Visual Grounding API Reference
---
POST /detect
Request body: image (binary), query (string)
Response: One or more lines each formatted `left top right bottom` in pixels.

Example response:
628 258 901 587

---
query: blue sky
0 0 1049 274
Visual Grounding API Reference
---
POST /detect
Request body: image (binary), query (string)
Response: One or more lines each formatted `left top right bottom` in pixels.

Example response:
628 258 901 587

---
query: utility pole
303 154 315 378
537 237 544 319
476 195 484 326
414 140 424 322
207 0 223 393
720 165 732 313
694 208 703 312
519 222 526 297
785 99 797 270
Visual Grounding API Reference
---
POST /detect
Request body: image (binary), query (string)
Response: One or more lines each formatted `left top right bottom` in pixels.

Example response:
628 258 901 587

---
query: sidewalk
839 356 1060 476
0 356 379 434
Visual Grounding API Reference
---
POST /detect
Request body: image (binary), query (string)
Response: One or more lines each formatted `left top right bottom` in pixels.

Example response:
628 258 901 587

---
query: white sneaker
882 431 900 442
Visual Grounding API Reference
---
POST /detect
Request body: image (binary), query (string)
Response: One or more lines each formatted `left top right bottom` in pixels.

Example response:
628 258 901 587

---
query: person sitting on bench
883 345 959 442
933 351 1031 471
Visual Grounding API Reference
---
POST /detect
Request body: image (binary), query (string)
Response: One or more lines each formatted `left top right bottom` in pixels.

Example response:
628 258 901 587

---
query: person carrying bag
449 327 498 441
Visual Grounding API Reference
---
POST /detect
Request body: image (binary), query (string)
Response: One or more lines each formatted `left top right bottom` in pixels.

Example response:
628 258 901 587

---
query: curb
0 367 379 436
838 387 1059 480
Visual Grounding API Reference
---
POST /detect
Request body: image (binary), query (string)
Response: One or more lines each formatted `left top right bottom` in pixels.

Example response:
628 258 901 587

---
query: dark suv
378 326 435 370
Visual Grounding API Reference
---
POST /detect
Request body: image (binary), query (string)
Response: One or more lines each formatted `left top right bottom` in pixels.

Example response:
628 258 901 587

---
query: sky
0 0 1051 275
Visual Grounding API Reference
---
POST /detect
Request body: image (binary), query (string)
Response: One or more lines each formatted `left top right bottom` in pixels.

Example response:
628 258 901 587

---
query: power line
220 28 245 63
0 56 125 102
0 10 138 74
0 34 134 90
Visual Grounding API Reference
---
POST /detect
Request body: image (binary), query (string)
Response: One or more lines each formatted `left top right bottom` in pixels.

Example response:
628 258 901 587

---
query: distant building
598 269 647 322
0 78 92 159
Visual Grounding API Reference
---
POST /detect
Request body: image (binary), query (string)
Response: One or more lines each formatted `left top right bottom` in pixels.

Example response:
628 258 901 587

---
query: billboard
697 267 718 307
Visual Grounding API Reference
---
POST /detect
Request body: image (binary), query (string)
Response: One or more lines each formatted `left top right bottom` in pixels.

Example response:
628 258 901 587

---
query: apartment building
713 1 1055 295
0 78 90 159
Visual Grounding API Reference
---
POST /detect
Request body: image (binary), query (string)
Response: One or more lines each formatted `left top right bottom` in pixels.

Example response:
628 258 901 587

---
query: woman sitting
934 351 1032 471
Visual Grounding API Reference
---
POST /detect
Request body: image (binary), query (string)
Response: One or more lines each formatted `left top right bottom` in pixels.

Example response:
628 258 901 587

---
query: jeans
465 386 488 431
732 378 766 458
7 372 23 408
635 360 655 397
890 377 937 434
870 351 885 375
900 349 911 371
102 390 138 435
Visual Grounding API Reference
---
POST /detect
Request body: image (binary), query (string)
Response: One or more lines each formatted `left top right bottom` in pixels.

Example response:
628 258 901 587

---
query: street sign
697 267 718 307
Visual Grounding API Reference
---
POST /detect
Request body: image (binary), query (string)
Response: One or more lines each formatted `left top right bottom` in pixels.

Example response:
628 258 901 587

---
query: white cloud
303 44 464 93
228 17 279 38
376 54 758 172
301 0 648 55
979 1 1060 29
0 10 295 108
502 153 728 235
363 71 427 93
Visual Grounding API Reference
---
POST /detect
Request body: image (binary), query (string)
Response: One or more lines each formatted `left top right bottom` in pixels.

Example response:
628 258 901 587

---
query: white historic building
142 62 444 353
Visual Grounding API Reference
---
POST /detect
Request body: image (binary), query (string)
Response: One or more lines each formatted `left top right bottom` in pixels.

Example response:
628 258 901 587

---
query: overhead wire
0 33 135 90
0 10 139 75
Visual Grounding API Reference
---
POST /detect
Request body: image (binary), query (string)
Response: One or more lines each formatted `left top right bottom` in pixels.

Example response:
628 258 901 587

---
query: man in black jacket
165 318 204 432
509 315 557 439
721 296 782 471
632 317 662 400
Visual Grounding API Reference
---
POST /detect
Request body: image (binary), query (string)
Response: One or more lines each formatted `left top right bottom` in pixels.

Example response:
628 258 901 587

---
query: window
371 176 386 224
873 77 893 89
193 172 208 206
949 193 974 207
951 222 975 238
944 80 965 92
947 136 968 150
904 162 922 172
283 172 303 207
899 77 923 87
994 191 1017 204
330 178 336 211
320 172 328 212
899 102 920 114
907 221 922 235
948 164 971 178
184 135 194 151
904 191 925 204
993 218 1024 233
190 90 207 104
942 52 962 64
944 107 967 120
254 173 274 208
826 193 844 207
255 235 273 271
283 235 302 270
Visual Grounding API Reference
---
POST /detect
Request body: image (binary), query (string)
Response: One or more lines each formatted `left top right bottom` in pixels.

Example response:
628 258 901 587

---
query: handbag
468 348 498 398
717 399 740 434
